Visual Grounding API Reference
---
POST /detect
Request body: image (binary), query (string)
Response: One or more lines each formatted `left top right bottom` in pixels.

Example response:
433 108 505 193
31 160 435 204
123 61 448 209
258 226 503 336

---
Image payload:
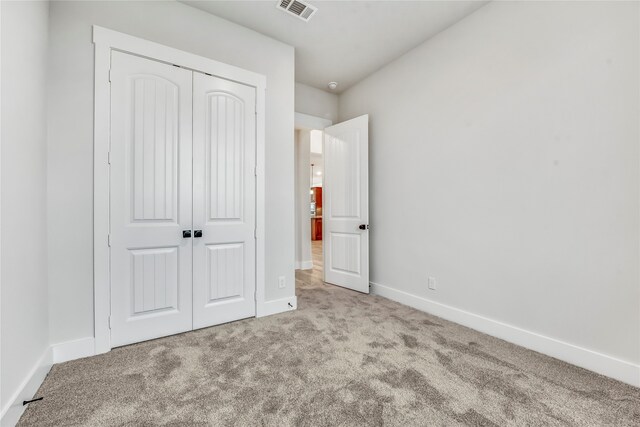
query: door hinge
108 69 112 83
107 151 111 165
107 234 111 247
254 228 257 239
254 166 257 176
108 316 112 329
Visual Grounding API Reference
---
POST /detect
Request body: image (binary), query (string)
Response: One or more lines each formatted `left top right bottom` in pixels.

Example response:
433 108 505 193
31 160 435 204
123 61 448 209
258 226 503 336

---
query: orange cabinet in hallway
311 187 322 240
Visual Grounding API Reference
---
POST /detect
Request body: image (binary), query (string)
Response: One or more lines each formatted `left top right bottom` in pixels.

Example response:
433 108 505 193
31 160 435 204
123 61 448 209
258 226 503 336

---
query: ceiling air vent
277 0 317 22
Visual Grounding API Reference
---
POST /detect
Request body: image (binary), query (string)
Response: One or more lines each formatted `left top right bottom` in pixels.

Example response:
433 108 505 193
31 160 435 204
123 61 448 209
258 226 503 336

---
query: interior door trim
93 26 267 355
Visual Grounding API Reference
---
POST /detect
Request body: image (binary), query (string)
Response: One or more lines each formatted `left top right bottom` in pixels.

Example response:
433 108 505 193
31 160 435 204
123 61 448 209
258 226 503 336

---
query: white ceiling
180 0 488 93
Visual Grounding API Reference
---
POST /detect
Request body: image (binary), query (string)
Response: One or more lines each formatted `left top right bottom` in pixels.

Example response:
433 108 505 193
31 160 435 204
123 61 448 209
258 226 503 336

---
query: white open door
323 115 369 293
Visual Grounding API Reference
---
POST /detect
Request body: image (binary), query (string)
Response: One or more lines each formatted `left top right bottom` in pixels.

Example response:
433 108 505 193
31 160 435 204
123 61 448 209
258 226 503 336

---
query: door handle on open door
194 230 203 238
359 224 369 230
183 230 192 238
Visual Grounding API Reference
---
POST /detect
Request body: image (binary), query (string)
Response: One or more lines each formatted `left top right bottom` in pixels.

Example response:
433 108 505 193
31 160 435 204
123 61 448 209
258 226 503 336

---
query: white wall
1 0 51 419
339 0 640 371
295 130 312 269
295 82 338 123
47 1 295 345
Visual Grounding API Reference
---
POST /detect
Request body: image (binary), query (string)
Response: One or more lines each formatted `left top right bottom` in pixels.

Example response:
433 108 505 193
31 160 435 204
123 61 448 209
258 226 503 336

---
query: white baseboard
371 282 640 387
294 260 313 270
0 347 52 427
0 337 97 427
52 337 96 364
257 296 298 317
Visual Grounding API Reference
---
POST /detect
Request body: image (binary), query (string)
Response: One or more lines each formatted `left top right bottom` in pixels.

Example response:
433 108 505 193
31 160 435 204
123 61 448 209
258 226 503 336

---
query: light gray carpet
19 248 640 425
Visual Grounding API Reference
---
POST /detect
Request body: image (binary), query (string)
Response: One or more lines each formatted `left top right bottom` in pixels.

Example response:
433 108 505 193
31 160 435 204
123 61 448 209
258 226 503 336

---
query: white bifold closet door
192 72 256 329
109 51 256 348
110 52 194 348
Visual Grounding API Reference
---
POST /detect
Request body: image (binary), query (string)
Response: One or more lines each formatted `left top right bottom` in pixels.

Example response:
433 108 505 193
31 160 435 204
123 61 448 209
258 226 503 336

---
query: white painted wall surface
1 0 51 415
295 82 338 123
339 1 640 365
295 130 312 269
47 1 295 345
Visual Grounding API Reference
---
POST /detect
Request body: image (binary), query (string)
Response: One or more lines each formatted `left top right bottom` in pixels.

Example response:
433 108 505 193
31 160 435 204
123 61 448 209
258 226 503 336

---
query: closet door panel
192 72 256 329
110 51 193 347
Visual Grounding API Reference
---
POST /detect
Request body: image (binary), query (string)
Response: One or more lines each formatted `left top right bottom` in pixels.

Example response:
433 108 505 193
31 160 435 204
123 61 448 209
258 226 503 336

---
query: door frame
93 26 267 354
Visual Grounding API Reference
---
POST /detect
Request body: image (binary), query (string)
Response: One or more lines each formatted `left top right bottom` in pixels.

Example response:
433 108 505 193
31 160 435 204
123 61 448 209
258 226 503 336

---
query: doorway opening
309 131 325 291
294 116 329 291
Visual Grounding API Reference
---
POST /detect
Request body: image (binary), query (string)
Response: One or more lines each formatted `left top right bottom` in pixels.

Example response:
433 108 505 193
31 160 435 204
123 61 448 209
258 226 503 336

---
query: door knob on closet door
358 224 369 230
182 230 192 238
194 230 203 238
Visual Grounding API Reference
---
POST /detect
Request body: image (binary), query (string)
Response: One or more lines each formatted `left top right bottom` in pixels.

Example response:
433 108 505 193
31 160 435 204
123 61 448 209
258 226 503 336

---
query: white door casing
192 72 257 329
323 115 370 293
109 51 194 347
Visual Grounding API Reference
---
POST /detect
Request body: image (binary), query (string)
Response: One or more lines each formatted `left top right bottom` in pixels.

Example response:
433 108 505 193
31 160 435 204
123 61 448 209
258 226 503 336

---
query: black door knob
182 230 192 238
359 224 368 230
194 230 203 238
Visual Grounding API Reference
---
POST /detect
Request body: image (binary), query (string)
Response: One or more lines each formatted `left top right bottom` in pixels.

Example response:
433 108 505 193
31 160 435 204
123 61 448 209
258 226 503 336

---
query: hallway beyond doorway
295 240 323 290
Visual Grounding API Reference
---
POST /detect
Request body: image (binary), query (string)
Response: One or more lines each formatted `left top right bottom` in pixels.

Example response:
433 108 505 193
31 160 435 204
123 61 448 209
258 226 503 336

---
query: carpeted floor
19 241 640 426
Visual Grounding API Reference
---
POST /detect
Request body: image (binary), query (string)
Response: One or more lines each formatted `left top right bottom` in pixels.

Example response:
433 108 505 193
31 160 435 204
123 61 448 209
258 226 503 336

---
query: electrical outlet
278 276 286 289
428 276 437 290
